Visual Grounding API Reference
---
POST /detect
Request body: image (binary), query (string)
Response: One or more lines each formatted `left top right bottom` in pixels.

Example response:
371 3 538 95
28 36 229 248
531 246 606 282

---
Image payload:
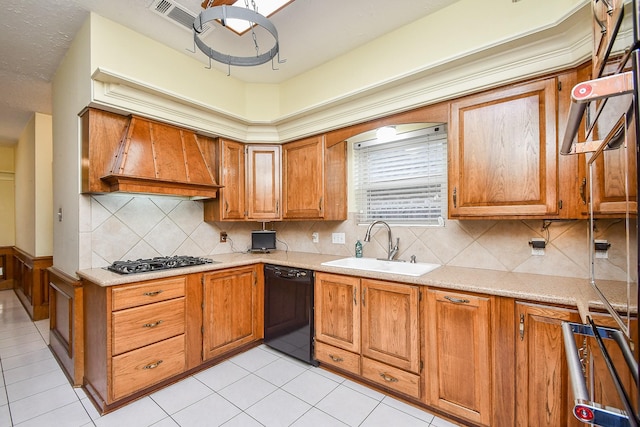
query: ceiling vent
149 0 211 35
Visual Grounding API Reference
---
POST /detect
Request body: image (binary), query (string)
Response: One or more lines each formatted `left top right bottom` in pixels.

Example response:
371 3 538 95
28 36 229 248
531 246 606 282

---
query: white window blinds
353 125 447 225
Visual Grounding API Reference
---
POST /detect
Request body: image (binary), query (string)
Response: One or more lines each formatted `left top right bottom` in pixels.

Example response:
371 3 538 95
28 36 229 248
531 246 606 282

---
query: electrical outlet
595 239 609 259
220 231 228 243
312 232 319 243
530 237 545 256
332 232 346 244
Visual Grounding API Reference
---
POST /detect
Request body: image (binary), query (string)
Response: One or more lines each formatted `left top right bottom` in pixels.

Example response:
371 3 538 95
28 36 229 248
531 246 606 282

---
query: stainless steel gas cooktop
106 255 213 274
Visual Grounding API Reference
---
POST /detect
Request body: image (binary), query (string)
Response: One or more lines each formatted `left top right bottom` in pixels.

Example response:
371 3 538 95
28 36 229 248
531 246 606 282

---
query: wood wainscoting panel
48 267 84 386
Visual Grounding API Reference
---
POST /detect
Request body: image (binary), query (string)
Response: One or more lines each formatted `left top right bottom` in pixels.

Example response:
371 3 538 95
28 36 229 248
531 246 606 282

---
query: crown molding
91 3 592 143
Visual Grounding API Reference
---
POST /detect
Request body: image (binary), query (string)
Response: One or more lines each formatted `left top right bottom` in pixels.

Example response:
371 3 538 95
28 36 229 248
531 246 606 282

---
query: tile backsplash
81 194 633 280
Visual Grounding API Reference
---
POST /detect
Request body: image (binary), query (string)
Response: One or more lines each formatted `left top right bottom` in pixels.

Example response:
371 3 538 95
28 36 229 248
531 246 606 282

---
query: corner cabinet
424 289 492 425
314 273 421 399
202 265 264 360
282 136 347 220
204 140 281 221
448 77 559 219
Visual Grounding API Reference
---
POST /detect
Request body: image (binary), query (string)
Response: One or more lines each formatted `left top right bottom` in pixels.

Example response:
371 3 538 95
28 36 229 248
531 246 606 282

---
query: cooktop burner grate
106 255 213 274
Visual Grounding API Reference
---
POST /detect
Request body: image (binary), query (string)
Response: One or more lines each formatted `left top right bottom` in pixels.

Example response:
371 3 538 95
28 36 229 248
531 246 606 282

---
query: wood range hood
81 108 222 199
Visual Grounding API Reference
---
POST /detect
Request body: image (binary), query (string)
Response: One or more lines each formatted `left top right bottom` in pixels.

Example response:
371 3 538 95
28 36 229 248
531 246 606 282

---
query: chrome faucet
363 220 399 261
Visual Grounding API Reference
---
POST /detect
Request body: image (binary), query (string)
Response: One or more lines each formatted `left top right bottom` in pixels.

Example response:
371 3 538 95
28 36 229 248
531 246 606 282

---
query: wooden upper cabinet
204 141 281 221
587 93 638 217
247 145 281 220
283 136 324 219
282 136 347 220
448 77 558 219
217 139 246 220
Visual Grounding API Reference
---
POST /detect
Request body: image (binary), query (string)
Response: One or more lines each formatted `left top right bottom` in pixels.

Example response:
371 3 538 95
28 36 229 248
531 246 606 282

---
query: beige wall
14 113 53 257
52 17 92 276
0 145 15 247
53 0 592 276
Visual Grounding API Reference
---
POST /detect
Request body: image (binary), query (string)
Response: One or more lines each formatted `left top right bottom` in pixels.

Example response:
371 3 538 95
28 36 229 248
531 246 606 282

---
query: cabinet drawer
112 277 186 311
315 341 360 375
112 298 185 355
362 357 420 399
112 334 185 401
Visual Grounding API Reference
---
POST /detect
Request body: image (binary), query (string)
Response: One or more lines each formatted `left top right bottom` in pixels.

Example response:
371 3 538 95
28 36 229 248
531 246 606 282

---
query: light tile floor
0 290 459 426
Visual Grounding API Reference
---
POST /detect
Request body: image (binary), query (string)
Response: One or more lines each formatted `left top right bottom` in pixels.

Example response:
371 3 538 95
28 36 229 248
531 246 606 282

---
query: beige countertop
77 250 633 322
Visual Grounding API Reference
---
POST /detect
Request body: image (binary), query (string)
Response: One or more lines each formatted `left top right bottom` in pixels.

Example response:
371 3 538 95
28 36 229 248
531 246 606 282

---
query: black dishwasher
264 264 318 366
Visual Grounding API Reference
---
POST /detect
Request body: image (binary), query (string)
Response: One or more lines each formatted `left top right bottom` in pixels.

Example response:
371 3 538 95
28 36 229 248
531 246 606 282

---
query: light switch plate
312 232 319 243
332 233 346 244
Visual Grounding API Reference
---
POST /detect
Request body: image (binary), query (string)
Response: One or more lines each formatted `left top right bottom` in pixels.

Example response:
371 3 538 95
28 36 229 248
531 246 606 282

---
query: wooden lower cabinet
202 265 263 361
515 302 581 427
424 289 492 425
314 273 421 399
585 314 639 415
361 279 420 373
83 276 188 412
314 273 360 354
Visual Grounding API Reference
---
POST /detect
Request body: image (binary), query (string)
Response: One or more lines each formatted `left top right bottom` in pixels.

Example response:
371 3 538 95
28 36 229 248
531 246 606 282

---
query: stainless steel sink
321 257 440 277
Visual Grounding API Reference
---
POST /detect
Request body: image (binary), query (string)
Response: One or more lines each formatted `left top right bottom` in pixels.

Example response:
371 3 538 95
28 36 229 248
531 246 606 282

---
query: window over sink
352 123 447 226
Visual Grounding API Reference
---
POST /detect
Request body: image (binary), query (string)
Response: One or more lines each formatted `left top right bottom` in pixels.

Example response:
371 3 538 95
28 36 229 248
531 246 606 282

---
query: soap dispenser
355 240 363 258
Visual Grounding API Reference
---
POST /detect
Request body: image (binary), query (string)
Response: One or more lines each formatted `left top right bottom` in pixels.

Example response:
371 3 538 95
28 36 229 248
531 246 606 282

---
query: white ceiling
0 0 460 144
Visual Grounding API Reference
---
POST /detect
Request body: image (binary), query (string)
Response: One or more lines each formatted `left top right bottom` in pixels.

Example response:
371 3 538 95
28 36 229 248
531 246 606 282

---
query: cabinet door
202 266 262 360
220 139 246 220
515 302 581 427
247 145 281 220
449 78 558 218
588 93 638 216
282 136 324 219
314 273 360 353
586 314 638 414
361 279 419 373
425 290 491 425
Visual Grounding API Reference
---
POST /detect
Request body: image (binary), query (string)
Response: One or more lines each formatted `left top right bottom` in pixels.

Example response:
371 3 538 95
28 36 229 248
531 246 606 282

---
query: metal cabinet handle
453 187 457 208
519 313 525 341
329 354 343 362
579 178 587 205
353 288 357 306
379 372 399 383
143 360 163 370
142 320 163 328
444 295 469 304
362 288 366 306
143 290 163 297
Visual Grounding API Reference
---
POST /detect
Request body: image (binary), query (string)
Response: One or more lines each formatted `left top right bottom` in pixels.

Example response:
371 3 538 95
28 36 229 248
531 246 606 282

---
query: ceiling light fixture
193 0 285 73
376 126 397 141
